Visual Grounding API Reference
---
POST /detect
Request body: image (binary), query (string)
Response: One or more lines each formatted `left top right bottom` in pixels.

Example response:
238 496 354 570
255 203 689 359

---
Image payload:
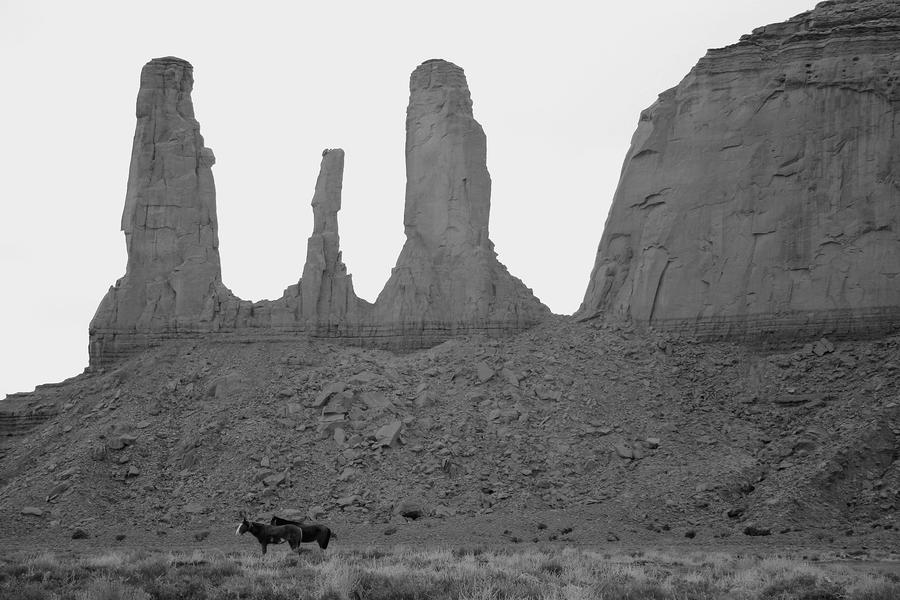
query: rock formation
89 57 547 366
578 0 900 341
375 59 549 337
299 149 370 326
90 57 236 363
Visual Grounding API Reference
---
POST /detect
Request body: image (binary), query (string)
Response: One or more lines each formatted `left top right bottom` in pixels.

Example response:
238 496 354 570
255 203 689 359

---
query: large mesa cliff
89 58 547 366
578 0 900 340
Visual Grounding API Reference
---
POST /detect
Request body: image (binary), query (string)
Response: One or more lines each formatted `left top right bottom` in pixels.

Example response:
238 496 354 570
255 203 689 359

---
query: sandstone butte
577 0 900 341
89 57 549 367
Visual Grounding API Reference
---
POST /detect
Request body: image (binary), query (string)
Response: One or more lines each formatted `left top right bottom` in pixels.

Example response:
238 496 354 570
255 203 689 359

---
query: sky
0 0 817 397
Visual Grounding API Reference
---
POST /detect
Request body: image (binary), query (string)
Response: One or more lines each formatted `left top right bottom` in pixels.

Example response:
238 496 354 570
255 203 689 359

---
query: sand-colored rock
300 149 370 325
578 1 900 340
89 57 236 362
374 59 549 337
88 57 548 367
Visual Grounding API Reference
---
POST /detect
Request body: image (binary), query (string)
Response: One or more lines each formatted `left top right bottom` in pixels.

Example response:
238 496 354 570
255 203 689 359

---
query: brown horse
236 512 304 555
270 515 332 550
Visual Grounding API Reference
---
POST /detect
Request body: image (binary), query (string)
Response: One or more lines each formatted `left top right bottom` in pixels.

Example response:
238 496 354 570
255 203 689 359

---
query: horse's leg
261 542 268 555
319 529 331 550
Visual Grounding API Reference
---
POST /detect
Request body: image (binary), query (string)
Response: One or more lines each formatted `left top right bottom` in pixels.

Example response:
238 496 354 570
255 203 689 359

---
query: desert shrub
452 545 486 558
483 571 545 600
351 547 389 561
351 571 461 600
77 577 150 600
846 578 900 600
2 582 50 600
127 555 170 584
538 559 564 576
215 577 298 600
592 577 671 600
143 574 208 600
759 573 845 600
669 578 723 600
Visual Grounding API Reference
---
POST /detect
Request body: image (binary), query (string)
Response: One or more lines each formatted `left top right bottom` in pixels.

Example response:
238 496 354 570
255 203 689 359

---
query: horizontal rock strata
578 0 900 342
89 58 547 367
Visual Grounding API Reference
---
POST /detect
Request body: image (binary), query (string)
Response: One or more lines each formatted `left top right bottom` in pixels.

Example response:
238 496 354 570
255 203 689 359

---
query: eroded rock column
374 59 549 335
90 57 233 364
300 149 370 326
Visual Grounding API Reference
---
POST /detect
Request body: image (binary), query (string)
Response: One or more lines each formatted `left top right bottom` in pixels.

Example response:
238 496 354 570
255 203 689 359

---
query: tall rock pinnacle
300 149 369 324
91 57 231 357
88 57 548 366
375 59 548 331
578 1 900 340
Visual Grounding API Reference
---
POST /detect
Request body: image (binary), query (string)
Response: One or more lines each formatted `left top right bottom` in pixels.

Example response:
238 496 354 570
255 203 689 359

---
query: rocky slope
90 57 548 368
3 318 899 552
579 0 900 341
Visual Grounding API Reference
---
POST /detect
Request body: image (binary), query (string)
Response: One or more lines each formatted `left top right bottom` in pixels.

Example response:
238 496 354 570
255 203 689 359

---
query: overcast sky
0 0 816 397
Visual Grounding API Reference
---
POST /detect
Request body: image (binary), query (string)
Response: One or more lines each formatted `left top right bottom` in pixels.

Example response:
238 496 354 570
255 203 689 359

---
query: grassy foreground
1 545 898 600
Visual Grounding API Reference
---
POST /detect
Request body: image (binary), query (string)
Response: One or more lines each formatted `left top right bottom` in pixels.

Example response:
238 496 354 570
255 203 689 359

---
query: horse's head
236 511 250 536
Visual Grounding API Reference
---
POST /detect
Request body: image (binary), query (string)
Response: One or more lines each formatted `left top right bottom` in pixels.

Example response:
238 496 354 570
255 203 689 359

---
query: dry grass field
1 545 898 600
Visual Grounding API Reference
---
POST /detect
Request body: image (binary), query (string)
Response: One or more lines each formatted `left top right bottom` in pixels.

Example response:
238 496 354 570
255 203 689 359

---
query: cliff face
89 57 546 366
578 0 900 340
375 59 549 333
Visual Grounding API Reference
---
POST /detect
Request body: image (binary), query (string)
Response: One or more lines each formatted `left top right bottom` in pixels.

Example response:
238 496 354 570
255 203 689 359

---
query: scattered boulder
337 495 361 508
476 362 495 384
727 507 746 519
359 391 392 412
743 524 772 537
21 506 44 517
194 530 210 542
334 427 347 445
46 482 70 502
375 420 402 447
536 387 562 402
71 529 90 540
313 382 347 408
263 472 287 487
812 338 835 356
396 500 426 520
614 443 634 459
349 371 380 384
501 368 520 387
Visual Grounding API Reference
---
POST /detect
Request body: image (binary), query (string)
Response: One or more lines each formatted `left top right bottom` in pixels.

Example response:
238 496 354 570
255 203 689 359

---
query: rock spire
91 57 233 361
88 57 547 366
300 149 369 325
578 0 900 340
375 59 549 331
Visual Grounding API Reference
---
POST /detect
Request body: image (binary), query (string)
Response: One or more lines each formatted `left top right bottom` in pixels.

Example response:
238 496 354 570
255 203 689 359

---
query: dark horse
236 512 304 555
270 515 332 550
